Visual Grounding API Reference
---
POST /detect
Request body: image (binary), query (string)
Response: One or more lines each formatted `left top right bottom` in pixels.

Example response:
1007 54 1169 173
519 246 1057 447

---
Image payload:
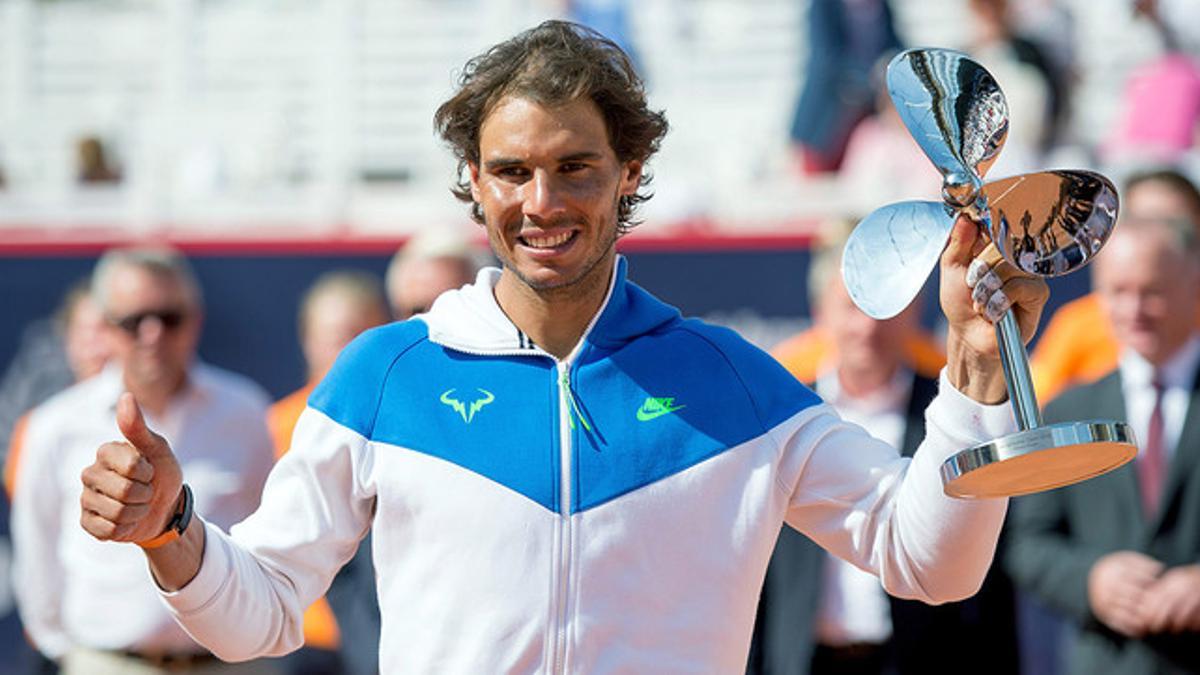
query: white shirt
1119 334 1200 466
813 369 911 646
11 363 274 659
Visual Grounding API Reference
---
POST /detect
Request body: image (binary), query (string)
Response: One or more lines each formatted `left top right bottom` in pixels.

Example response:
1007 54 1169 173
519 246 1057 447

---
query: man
749 228 1017 675
268 271 391 457
79 22 1047 673
12 248 277 674
384 228 481 320
1006 212 1200 673
1030 169 1200 401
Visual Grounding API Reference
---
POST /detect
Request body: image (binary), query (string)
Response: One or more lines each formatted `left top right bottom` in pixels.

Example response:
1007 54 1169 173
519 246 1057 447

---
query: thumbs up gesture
80 393 184 544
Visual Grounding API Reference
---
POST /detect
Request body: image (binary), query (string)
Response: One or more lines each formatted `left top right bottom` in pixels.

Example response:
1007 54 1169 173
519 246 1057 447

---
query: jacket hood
421 255 681 356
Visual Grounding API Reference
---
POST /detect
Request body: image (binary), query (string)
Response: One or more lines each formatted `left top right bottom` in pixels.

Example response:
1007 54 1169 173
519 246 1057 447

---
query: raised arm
80 393 373 661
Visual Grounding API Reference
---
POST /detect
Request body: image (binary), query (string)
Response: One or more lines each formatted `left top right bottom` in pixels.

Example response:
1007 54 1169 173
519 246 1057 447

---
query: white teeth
523 231 573 249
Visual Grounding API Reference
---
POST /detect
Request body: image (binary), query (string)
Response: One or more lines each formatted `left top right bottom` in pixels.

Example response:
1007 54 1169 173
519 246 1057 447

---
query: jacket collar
421 255 680 357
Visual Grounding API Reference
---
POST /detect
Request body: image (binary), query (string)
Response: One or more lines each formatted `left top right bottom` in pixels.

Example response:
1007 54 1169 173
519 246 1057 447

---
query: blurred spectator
1031 168 1200 401
1006 209 1200 674
268 271 390 456
789 0 901 175
1103 1 1200 167
384 228 481 320
837 55 942 209
1 281 110 473
566 0 640 75
10 247 277 674
749 224 1017 675
967 0 1062 158
75 136 121 185
266 271 389 675
770 220 945 385
2 282 109 675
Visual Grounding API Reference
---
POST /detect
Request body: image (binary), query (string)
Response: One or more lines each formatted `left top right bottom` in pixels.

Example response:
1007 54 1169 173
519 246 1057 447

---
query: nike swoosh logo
636 397 686 422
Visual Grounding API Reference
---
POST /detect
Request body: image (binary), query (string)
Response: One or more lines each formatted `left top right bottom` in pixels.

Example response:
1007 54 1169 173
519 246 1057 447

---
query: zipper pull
560 369 593 432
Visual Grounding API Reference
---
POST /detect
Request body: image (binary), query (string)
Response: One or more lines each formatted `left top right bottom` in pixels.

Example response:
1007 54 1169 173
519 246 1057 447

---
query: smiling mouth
519 231 577 249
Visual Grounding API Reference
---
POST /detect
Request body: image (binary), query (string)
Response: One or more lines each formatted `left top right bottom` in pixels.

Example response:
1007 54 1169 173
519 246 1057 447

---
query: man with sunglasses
11 247 277 674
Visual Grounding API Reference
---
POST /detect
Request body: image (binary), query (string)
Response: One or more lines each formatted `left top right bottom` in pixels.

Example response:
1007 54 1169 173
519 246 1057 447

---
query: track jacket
161 256 1013 673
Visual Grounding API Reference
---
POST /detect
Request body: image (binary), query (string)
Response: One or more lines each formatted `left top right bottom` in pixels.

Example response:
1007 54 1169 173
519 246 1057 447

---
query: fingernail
966 259 989 287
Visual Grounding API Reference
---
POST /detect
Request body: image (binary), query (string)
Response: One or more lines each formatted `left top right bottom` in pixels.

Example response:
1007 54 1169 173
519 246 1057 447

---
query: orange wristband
137 484 193 550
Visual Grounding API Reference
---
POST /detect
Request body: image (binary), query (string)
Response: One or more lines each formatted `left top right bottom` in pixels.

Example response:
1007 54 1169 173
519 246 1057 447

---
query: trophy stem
995 309 1043 431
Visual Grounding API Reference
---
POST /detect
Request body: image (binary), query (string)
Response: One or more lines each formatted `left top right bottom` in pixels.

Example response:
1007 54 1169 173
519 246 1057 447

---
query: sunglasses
108 308 188 336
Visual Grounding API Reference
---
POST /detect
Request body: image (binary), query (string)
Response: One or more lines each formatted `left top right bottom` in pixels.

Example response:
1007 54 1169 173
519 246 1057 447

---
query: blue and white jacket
163 257 1013 674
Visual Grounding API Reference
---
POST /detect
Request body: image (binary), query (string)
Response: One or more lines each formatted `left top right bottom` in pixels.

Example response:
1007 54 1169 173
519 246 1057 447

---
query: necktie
1139 378 1166 519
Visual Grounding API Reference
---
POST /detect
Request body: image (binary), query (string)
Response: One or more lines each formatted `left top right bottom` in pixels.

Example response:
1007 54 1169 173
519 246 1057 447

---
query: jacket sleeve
159 407 375 661
780 370 1014 604
10 410 72 659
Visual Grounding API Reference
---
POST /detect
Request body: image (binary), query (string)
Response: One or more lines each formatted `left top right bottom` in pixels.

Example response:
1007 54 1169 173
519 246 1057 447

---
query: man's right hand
1088 550 1164 637
80 393 183 544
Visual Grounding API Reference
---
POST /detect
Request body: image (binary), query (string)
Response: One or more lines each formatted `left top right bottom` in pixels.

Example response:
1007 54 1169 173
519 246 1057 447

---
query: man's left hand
940 216 1049 404
1141 564 1200 634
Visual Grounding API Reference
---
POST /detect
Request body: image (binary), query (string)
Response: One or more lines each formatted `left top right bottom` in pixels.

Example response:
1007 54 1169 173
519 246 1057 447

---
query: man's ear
468 162 482 203
619 160 643 197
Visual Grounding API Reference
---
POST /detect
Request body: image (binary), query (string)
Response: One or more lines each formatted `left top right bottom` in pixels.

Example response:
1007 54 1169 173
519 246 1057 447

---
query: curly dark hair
434 20 669 233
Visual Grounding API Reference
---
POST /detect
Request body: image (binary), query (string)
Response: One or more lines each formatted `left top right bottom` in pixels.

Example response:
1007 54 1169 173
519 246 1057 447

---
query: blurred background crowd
2 0 1200 674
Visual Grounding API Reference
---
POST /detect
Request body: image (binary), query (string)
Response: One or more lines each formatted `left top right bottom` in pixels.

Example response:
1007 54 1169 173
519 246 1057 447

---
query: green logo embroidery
440 388 495 424
636 396 686 422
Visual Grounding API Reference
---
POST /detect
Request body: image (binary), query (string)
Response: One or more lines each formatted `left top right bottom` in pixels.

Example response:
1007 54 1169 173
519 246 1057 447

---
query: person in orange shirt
1031 169 1200 402
267 271 389 674
771 219 946 383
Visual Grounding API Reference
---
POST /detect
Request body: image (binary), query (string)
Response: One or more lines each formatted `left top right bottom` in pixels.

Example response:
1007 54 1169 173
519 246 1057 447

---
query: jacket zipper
551 361 574 674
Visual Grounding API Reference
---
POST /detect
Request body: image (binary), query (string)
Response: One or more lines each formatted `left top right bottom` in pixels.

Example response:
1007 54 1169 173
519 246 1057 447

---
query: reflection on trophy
841 48 1138 498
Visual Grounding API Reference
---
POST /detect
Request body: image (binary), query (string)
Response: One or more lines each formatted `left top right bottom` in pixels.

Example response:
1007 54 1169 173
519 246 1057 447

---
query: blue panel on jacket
310 321 560 513
571 321 821 512
372 343 559 512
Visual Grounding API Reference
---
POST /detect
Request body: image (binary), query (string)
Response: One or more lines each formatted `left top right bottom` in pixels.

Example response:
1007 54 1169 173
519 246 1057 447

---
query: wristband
136 484 193 550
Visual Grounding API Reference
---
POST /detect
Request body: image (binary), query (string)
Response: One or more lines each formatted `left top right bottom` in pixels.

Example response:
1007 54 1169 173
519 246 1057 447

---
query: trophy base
941 421 1137 498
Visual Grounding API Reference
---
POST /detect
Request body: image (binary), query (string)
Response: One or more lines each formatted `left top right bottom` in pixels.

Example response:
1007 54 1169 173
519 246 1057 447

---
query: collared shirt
11 363 274 659
1119 335 1200 465
811 369 910 646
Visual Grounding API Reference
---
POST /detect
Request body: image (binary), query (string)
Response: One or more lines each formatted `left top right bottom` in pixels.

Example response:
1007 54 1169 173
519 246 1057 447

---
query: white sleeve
159 407 374 661
780 369 1013 603
11 413 71 659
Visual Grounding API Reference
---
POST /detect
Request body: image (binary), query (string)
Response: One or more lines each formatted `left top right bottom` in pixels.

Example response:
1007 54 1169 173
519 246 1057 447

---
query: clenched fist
80 393 183 544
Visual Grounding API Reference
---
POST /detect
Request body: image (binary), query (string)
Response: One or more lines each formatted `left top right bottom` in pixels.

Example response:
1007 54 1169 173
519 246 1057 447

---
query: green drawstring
560 369 593 432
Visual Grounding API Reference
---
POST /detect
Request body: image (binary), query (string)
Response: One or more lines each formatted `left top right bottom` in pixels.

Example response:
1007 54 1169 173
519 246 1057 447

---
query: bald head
1094 215 1200 365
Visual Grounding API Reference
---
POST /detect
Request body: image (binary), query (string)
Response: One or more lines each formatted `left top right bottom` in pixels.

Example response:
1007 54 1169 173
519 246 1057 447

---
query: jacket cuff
929 367 1017 446
159 519 232 615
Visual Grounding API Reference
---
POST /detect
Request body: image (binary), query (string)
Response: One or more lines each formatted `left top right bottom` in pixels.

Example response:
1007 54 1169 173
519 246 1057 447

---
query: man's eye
496 167 529 179
560 163 588 174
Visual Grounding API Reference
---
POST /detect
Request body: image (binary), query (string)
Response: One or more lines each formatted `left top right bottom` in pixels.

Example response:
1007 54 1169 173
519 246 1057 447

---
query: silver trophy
842 48 1137 498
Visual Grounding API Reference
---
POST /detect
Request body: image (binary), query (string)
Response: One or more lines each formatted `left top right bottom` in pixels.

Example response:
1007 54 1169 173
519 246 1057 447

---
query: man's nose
520 170 566 220
135 316 166 346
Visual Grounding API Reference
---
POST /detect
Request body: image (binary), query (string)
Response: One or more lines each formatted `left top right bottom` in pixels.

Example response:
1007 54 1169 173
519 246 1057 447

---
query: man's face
817 273 914 375
1095 224 1199 366
65 294 112 382
304 293 388 379
469 96 642 295
390 257 473 320
102 265 201 393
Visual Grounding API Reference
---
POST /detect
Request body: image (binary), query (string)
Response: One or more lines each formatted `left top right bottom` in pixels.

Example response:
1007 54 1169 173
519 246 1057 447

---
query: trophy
841 48 1138 498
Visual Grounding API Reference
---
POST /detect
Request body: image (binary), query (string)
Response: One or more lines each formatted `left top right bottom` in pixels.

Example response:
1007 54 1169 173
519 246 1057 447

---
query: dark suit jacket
1005 369 1200 675
746 375 1018 674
